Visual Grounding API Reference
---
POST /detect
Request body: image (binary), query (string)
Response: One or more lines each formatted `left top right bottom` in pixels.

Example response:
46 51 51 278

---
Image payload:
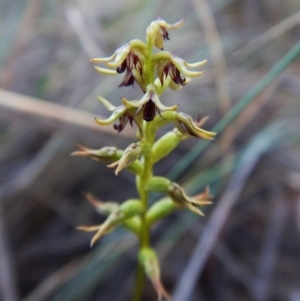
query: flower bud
152 130 181 163
77 210 124 247
139 248 171 301
78 198 144 246
83 192 119 215
71 145 119 163
146 177 171 192
167 183 212 216
122 216 141 235
146 18 184 50
107 142 143 175
146 198 178 225
120 199 144 218
175 112 216 140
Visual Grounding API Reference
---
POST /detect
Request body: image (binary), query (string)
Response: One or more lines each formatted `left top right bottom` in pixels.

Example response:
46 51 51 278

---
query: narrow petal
90 53 117 63
107 159 121 175
158 18 184 30
151 92 178 111
91 44 130 69
106 51 129 68
94 107 126 125
76 225 101 232
90 227 107 247
94 66 118 75
170 55 204 77
185 203 205 216
96 95 117 111
184 59 207 68
122 92 150 108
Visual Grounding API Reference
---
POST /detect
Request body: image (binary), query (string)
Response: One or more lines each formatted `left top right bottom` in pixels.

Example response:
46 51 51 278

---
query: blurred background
1 0 300 300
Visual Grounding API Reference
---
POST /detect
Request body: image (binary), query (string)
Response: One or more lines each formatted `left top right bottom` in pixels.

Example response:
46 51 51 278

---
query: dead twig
253 190 289 301
235 10 300 59
0 88 134 138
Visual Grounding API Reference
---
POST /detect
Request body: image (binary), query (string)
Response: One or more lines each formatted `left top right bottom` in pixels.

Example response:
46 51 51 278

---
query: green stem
133 122 155 301
133 40 155 301
144 39 154 85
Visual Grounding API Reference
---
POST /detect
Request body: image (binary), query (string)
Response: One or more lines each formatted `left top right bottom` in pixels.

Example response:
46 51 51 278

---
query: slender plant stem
133 39 155 301
133 123 155 301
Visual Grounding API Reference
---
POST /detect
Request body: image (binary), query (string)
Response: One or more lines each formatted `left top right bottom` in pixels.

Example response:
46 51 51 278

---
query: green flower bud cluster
73 18 216 301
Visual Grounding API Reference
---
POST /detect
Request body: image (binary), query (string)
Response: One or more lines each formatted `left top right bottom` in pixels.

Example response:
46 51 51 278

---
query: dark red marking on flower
170 66 186 86
143 99 156 122
177 121 197 137
119 70 135 87
113 115 128 133
160 26 170 41
116 60 127 73
159 61 186 86
132 54 143 75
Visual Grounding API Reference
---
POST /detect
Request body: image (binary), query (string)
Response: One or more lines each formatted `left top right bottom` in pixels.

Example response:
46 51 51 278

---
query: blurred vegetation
0 0 300 301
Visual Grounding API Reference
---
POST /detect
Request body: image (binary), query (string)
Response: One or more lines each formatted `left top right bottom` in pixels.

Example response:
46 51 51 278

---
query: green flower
71 145 118 163
107 143 143 175
122 84 178 122
175 112 216 139
94 95 143 133
146 18 184 50
139 248 171 301
167 184 212 216
153 51 206 89
78 195 143 247
90 40 147 91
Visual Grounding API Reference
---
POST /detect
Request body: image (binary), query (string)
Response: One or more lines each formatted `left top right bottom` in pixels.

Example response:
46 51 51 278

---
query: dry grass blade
173 126 281 301
191 0 234 186
21 260 81 301
191 0 231 116
235 10 300 59
252 190 289 301
0 89 134 138
65 6 102 57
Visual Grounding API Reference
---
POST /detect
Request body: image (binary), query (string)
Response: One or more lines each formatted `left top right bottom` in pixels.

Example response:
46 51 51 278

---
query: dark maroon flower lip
160 61 186 87
118 69 136 88
121 84 178 122
152 52 207 90
116 50 144 85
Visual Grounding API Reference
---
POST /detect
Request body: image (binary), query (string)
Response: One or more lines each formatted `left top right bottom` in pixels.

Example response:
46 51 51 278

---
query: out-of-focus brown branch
0 89 134 138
